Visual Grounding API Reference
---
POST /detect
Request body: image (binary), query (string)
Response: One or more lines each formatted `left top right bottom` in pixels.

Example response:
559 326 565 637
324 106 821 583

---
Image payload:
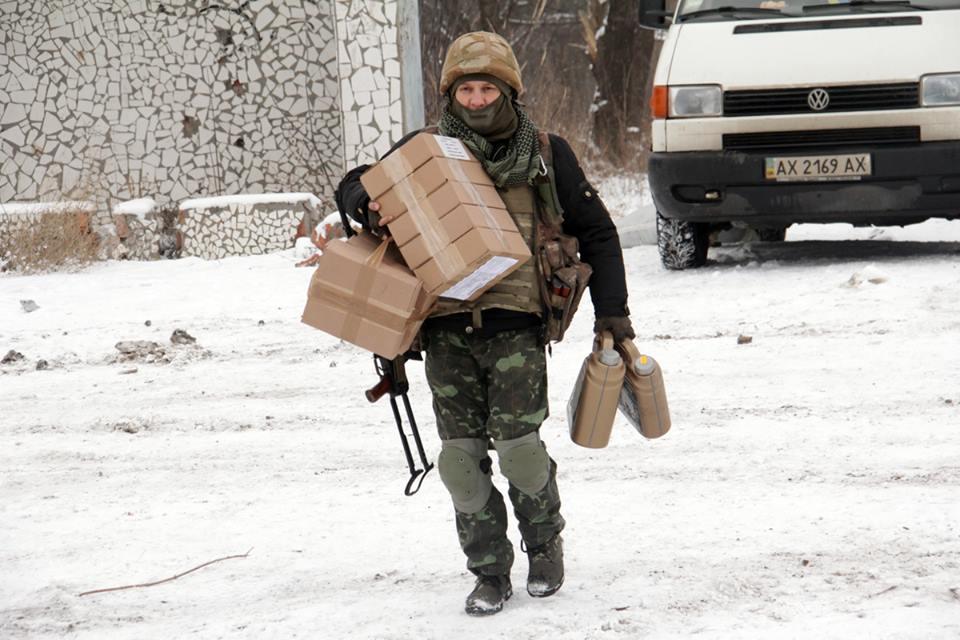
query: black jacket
334 131 629 319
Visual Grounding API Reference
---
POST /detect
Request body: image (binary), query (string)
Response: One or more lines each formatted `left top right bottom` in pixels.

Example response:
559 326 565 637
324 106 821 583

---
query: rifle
365 353 434 496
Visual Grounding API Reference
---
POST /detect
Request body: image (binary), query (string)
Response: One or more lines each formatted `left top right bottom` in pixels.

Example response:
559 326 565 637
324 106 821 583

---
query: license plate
765 153 871 182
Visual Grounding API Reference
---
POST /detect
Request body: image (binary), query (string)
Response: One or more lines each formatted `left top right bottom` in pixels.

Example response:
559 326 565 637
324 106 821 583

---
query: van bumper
648 141 960 227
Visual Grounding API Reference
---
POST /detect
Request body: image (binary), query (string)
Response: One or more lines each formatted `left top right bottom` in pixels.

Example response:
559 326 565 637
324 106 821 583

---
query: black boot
526 534 564 597
464 574 512 616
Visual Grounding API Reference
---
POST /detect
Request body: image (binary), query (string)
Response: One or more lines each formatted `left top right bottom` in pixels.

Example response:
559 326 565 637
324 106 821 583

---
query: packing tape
316 284 410 334
455 180 506 245
441 160 508 241
445 159 470 183
381 152 415 186
433 154 506 244
389 179 464 282
341 238 390 344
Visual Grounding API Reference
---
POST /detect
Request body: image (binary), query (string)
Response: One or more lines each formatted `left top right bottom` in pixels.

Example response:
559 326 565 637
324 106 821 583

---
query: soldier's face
454 80 502 110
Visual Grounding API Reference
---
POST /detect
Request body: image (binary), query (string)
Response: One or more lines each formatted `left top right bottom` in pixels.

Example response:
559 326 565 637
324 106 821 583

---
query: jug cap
634 354 656 374
599 349 621 366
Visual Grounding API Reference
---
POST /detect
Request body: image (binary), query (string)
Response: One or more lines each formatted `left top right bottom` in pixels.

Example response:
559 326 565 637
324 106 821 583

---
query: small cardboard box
360 134 485 199
400 211 526 270
359 132 532 301
301 232 435 358
385 180 506 246
418 227 531 300
366 157 491 210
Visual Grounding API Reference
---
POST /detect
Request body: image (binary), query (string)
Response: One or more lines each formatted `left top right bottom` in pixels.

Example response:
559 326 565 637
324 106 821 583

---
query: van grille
722 126 920 151
723 83 919 117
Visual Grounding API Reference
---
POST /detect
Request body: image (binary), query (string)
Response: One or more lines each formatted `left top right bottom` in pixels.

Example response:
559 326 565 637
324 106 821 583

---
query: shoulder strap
538 131 552 171
535 131 564 229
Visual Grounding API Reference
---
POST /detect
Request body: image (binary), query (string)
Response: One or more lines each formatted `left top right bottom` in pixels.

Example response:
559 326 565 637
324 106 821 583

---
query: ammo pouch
536 221 592 344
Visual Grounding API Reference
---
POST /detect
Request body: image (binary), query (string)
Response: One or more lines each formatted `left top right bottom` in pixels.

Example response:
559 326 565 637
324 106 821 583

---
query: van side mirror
639 0 672 29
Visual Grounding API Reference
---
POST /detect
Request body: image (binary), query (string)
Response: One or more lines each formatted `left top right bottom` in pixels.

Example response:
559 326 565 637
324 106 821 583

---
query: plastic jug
567 331 626 448
616 339 671 439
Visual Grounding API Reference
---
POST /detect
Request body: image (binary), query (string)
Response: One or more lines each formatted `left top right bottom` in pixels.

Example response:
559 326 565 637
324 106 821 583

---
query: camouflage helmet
439 31 523 96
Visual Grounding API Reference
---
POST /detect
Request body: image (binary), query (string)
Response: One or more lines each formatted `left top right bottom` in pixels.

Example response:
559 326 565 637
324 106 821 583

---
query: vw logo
807 88 830 111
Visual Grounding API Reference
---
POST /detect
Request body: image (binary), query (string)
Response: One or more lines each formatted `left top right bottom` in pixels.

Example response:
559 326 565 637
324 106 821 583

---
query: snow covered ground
2 219 959 639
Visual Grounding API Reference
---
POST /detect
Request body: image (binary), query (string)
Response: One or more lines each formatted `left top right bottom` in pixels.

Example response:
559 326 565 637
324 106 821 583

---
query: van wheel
757 227 787 242
656 212 709 270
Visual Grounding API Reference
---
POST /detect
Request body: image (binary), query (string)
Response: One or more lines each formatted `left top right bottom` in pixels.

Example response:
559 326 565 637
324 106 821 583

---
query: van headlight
921 73 960 107
669 85 723 118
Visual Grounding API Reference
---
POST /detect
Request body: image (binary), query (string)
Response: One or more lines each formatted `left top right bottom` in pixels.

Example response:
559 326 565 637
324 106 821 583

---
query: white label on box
433 135 471 161
439 256 519 300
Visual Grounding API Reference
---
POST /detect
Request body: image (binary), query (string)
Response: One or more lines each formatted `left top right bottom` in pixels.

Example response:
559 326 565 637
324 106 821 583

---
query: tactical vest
421 129 589 343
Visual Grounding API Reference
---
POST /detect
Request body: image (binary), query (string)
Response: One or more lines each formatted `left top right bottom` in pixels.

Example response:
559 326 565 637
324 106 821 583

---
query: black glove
365 205 389 238
594 316 635 343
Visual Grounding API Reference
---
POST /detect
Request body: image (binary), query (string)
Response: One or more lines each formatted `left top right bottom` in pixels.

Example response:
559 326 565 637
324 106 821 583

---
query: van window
678 0 960 21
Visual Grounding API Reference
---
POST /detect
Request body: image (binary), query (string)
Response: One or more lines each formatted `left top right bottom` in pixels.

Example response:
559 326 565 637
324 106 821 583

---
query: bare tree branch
78 548 253 597
507 16 579 25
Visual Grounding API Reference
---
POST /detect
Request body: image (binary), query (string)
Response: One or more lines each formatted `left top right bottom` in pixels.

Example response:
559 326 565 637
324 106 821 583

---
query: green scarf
438 95 543 189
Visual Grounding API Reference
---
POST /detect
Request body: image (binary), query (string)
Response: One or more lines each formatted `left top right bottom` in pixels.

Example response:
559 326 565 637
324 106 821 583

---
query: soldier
335 31 633 616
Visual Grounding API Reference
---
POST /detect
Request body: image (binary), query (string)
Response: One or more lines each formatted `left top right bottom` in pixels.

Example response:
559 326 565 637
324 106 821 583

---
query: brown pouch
615 339 671 439
536 223 592 344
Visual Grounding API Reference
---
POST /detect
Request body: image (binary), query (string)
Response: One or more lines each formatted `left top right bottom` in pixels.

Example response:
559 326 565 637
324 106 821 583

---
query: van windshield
677 0 959 21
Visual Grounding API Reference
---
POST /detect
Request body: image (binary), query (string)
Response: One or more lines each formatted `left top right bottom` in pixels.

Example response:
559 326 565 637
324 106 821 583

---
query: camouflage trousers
422 325 565 577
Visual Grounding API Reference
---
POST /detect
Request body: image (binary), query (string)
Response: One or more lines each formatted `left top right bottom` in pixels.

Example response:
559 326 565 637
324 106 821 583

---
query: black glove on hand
365 205 388 237
594 316 636 343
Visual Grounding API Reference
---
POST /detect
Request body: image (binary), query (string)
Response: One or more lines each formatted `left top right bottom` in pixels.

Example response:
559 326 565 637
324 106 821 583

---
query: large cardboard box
360 133 531 301
301 232 435 358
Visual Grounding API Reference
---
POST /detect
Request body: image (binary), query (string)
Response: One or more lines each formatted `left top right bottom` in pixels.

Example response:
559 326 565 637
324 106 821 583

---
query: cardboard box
359 132 532 301
400 212 527 270
301 232 435 358
366 157 491 208
419 227 531 300
361 134 485 199
386 180 506 246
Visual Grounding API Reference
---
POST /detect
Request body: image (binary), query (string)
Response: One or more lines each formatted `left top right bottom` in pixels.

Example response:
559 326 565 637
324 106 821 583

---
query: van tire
656 212 709 270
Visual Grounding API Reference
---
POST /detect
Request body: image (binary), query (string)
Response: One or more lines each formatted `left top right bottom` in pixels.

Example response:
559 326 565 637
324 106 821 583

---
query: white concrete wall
0 0 412 228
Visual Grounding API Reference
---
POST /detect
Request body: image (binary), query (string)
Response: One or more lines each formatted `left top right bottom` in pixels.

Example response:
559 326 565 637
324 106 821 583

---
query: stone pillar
335 0 405 165
398 1 425 133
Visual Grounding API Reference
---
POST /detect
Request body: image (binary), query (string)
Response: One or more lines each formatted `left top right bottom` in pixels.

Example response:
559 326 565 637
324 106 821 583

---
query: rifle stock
366 354 434 495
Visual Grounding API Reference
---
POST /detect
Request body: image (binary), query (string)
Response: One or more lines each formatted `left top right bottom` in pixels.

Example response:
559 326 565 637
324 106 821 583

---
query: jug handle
615 337 642 365
594 330 615 352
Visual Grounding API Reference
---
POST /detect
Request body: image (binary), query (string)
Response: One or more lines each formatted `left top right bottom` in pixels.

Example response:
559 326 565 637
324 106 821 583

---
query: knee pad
493 432 550 496
437 438 493 514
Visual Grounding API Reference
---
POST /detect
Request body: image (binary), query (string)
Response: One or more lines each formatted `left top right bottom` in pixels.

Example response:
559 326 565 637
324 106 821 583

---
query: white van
639 0 960 268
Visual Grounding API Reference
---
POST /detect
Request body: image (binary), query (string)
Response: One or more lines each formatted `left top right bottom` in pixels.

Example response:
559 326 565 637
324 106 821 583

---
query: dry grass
0 210 100 274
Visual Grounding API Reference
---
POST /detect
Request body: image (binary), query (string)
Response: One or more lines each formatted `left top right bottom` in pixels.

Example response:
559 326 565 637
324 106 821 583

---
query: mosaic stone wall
113 212 164 261
335 0 404 166
0 0 407 235
178 200 313 260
